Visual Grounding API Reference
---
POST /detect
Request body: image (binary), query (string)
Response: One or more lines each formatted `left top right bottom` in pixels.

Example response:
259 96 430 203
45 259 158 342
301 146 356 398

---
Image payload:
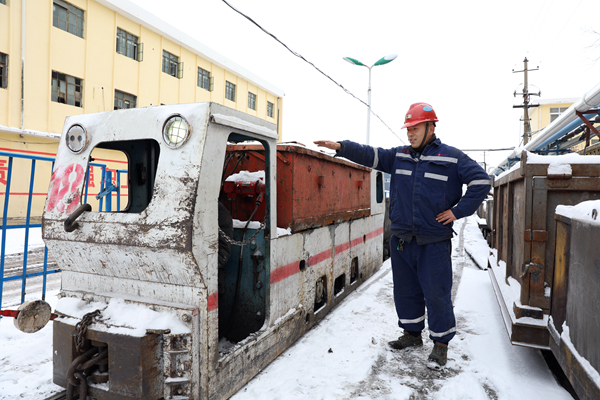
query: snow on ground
461 218 490 270
0 289 62 399
1 227 44 255
0 217 574 399
230 217 570 400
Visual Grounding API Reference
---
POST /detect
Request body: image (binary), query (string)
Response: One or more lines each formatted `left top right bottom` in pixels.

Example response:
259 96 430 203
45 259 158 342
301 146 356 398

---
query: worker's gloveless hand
436 210 456 225
314 140 341 151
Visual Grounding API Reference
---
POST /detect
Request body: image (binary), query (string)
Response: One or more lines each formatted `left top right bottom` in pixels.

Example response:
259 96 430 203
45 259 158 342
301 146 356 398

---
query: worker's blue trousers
390 235 456 343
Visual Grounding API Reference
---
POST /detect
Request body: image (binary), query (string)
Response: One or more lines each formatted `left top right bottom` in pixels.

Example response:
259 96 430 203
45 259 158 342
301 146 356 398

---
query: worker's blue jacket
337 138 491 242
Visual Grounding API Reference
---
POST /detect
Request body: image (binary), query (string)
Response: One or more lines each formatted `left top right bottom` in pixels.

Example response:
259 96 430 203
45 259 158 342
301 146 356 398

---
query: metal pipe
493 80 600 174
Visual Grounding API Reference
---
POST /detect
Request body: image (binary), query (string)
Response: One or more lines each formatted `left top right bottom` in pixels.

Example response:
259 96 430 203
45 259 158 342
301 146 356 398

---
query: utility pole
513 57 540 145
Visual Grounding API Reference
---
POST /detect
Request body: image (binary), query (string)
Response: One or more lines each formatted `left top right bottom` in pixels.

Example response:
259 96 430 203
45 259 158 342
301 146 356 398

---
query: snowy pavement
0 217 574 399
230 217 571 400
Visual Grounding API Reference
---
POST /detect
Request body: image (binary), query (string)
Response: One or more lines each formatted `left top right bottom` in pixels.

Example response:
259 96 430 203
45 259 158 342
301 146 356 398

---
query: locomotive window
376 172 383 203
82 139 160 213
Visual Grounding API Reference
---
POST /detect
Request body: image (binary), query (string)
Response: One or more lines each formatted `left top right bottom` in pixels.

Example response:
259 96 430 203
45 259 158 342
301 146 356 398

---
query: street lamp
343 54 397 145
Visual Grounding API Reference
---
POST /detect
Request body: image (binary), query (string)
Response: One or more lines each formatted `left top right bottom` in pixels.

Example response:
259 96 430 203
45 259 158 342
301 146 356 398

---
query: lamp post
343 54 397 145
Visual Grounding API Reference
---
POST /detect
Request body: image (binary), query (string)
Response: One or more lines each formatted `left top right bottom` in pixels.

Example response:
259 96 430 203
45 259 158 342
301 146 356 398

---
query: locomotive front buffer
42 102 386 399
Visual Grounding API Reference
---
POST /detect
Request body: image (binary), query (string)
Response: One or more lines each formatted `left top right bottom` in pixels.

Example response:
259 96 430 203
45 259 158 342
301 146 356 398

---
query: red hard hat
401 103 438 129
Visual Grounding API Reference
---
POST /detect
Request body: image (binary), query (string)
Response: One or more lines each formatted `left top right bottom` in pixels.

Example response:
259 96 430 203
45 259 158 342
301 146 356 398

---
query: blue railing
0 151 126 310
0 152 56 309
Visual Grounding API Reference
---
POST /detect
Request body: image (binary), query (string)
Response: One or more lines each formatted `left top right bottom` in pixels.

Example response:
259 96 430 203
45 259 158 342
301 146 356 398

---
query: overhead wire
220 0 406 145
523 0 554 54
542 0 584 59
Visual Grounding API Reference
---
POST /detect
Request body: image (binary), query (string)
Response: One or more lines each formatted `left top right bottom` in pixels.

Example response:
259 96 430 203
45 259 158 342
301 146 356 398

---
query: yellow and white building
528 98 576 136
0 0 284 218
527 98 600 153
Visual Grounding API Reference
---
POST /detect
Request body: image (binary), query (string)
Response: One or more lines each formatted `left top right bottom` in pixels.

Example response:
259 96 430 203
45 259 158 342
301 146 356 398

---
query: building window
0 0 6 5
267 101 274 118
114 90 137 110
53 0 84 38
0 53 7 89
225 81 236 102
51 71 83 107
550 107 569 123
116 28 141 61
248 92 256 110
197 67 213 91
162 50 182 78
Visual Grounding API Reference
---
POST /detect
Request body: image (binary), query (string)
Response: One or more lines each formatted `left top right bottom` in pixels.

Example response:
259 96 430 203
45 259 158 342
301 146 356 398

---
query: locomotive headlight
163 115 191 148
65 125 88 153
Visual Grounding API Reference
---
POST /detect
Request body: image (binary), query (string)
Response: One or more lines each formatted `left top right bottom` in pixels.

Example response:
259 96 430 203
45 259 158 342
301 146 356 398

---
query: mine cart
551 201 600 400
489 151 600 348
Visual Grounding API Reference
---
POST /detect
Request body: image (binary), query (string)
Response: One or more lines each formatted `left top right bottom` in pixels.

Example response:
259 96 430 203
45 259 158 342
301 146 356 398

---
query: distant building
528 97 600 154
0 0 284 218
528 98 576 142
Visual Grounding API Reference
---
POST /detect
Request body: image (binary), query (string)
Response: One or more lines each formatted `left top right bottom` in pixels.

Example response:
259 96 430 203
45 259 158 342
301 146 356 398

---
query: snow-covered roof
97 0 285 98
537 98 578 105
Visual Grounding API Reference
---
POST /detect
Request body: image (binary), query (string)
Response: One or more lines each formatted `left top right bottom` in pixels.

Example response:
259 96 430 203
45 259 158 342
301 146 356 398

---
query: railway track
3 247 56 277
44 391 67 400
1 247 59 308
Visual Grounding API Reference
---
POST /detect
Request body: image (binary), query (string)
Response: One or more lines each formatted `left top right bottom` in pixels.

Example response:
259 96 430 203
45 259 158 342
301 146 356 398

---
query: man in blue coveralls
315 103 491 369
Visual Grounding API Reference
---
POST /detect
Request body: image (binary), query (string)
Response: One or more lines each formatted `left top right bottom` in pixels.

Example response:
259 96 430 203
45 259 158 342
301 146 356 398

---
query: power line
545 0 584 54
220 0 405 145
524 0 554 53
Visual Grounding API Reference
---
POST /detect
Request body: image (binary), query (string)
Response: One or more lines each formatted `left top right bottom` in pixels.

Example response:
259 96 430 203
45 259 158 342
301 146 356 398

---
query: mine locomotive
41 103 386 399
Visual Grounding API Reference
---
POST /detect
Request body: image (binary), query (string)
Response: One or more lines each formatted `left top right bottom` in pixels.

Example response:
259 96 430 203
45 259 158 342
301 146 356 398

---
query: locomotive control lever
64 203 92 232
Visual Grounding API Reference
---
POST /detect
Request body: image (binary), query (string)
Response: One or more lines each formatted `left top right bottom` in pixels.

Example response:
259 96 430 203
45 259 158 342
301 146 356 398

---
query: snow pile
527 151 600 164
55 297 190 336
547 163 572 176
225 170 265 182
496 151 600 180
556 200 600 225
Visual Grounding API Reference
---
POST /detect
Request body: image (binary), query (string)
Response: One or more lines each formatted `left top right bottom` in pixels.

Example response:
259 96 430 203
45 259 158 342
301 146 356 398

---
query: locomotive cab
44 102 278 399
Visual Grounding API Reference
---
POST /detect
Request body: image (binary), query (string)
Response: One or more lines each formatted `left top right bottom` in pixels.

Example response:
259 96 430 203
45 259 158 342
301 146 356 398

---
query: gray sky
131 0 600 169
